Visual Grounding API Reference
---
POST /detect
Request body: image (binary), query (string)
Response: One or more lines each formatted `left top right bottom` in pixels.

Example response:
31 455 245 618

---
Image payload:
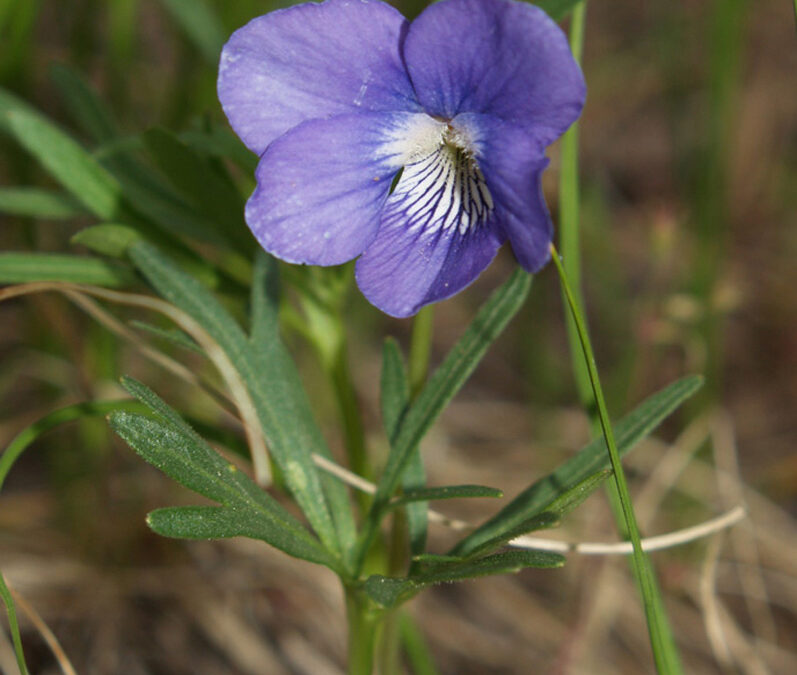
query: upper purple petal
453 112 553 272
245 111 418 266
403 0 586 146
218 0 419 155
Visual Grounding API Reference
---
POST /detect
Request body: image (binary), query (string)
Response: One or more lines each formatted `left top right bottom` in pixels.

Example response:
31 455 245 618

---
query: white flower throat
385 116 494 236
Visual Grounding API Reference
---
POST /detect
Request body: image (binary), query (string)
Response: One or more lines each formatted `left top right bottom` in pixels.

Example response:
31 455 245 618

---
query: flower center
386 118 494 237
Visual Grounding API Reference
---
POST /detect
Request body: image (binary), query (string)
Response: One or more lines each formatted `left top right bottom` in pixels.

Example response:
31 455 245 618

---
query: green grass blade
0 187 86 219
0 399 148 494
4 108 123 219
0 573 29 675
157 0 226 64
0 252 135 287
50 63 118 143
451 376 702 557
551 246 684 674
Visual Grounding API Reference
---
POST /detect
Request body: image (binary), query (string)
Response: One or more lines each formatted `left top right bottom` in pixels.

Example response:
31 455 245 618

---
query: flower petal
403 0 585 146
245 112 427 266
453 113 553 272
355 191 504 318
218 0 419 155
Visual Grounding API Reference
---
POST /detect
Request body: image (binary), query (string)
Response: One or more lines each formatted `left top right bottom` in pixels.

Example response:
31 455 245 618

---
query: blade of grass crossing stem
551 244 683 674
129 242 351 558
0 573 29 675
356 270 532 571
0 400 149 494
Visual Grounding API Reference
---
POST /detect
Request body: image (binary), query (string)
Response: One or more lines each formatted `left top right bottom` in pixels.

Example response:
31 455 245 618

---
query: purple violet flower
218 0 585 317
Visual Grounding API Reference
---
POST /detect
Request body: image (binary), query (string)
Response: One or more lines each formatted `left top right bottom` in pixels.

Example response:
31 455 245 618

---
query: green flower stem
376 305 434 674
346 588 383 675
550 243 682 674
408 305 434 398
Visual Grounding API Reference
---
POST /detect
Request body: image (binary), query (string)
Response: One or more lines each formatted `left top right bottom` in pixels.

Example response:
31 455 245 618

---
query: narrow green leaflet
365 549 565 608
128 242 350 557
381 338 428 557
147 505 332 558
535 0 583 22
391 485 503 507
543 469 611 517
0 252 135 287
380 339 410 441
109 407 338 570
451 376 704 557
0 187 86 219
71 224 142 257
458 511 560 560
158 0 226 64
4 109 122 219
370 270 532 513
50 63 118 143
129 321 203 354
249 250 280 344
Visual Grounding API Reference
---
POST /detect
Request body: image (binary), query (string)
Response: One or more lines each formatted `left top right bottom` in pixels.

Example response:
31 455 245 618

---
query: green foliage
127 241 355 559
364 549 565 609
451 376 703 557
0 574 28 675
390 485 503 507
380 338 428 557
71 224 143 258
0 252 135 287
3 107 123 219
0 187 86 219
372 270 532 512
110 377 340 571
535 0 583 22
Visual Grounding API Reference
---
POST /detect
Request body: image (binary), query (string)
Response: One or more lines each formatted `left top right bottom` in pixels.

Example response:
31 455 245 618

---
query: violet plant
0 1 742 673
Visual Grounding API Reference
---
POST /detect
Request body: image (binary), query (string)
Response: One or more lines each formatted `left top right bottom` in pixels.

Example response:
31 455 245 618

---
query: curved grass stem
550 243 683 674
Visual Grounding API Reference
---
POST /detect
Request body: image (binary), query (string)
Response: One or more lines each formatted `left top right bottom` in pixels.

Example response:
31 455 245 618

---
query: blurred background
0 0 795 673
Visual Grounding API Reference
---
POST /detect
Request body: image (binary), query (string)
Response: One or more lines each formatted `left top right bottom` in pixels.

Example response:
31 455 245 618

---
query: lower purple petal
355 198 504 318
245 112 417 266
